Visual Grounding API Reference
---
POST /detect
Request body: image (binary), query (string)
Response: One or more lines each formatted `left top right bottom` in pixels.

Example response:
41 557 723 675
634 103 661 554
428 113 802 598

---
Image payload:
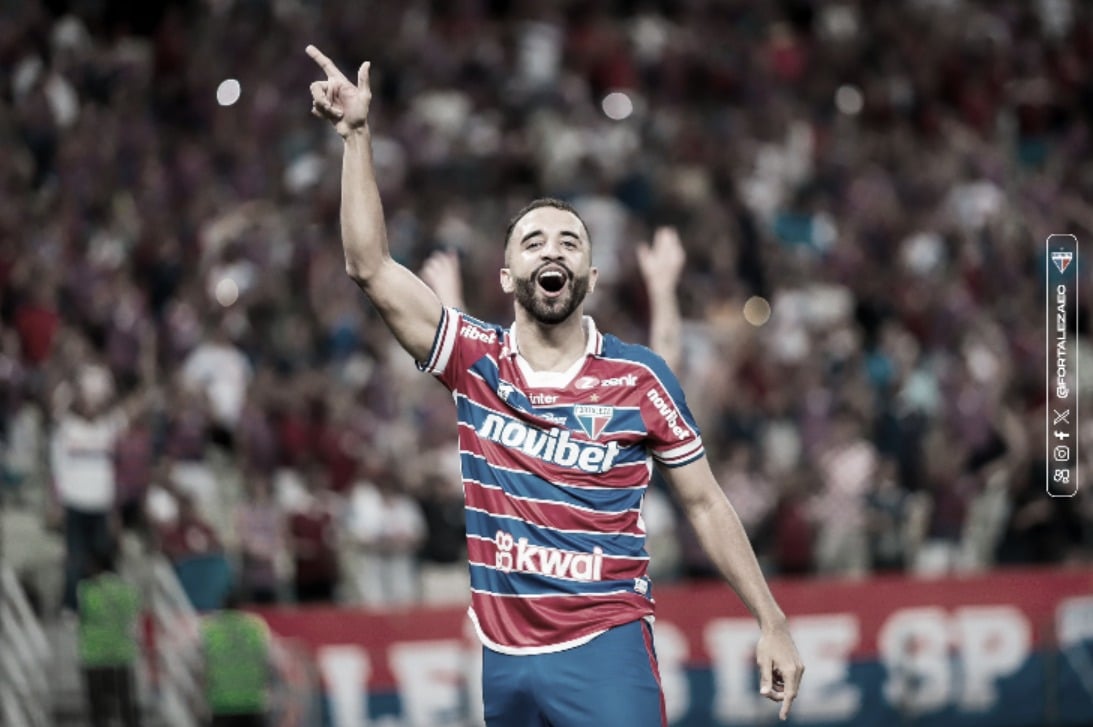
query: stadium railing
143 552 320 727
0 563 51 727
146 553 204 727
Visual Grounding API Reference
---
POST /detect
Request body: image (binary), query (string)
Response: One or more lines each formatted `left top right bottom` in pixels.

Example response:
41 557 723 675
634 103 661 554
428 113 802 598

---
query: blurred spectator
234 374 279 477
159 492 222 565
287 464 341 604
113 406 157 537
13 281 60 369
346 469 426 608
719 443 778 543
162 380 221 529
50 363 130 610
234 472 286 605
415 470 468 605
1 394 45 502
77 547 141 727
810 407 877 577
914 426 977 575
770 469 816 577
636 226 687 372
864 457 916 573
201 591 275 727
160 492 232 612
995 455 1086 566
180 319 252 451
642 479 683 583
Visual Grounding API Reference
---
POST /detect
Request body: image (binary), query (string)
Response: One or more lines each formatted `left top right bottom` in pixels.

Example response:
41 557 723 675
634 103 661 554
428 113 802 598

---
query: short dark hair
504 197 590 249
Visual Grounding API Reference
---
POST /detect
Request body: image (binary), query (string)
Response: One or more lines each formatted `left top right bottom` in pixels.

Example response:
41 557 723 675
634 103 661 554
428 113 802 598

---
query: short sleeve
415 307 502 392
416 306 462 379
640 354 704 468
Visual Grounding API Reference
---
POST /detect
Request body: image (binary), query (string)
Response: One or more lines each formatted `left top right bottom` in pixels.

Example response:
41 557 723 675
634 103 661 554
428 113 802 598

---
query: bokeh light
835 84 864 115
743 296 771 326
215 277 239 306
216 78 241 106
601 91 633 121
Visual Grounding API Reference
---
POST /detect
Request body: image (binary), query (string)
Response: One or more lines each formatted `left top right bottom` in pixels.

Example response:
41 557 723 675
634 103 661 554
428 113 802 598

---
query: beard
513 268 590 324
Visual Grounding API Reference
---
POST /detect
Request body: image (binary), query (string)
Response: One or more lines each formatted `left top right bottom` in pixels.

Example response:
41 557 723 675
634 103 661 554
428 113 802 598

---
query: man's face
501 206 597 325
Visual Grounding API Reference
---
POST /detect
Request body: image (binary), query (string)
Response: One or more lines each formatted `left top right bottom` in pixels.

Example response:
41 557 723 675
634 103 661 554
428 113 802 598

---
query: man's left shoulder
599 335 676 379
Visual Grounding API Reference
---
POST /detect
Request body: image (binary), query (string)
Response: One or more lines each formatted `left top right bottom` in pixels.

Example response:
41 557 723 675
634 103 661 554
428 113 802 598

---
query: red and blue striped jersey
418 307 705 653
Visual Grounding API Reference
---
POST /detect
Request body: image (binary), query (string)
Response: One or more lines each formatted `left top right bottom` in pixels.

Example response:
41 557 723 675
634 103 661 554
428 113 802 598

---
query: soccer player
307 46 804 725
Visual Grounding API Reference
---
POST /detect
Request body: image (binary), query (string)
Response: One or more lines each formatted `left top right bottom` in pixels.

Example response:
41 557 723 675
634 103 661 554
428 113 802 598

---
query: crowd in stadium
1 0 1091 613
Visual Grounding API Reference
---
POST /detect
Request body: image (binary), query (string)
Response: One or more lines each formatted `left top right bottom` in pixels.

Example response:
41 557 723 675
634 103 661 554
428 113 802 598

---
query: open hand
636 226 686 295
306 45 372 138
421 250 465 310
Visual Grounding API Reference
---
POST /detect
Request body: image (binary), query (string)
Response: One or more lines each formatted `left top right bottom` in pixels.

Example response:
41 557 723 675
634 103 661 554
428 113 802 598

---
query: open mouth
536 268 568 295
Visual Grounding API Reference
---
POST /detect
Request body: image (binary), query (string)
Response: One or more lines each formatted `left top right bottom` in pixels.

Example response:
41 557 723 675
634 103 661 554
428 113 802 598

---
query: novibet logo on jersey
477 412 621 473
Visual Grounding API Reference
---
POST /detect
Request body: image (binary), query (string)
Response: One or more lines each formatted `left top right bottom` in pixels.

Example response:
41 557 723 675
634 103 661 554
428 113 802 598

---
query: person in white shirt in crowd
180 317 252 452
810 406 878 577
346 465 426 608
50 362 148 610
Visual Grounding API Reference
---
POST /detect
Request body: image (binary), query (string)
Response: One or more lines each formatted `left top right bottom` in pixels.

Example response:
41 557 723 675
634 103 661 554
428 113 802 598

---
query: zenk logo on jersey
574 374 638 390
574 405 612 440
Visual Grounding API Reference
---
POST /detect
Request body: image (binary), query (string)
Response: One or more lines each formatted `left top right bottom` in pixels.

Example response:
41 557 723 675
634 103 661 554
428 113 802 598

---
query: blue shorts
481 620 666 727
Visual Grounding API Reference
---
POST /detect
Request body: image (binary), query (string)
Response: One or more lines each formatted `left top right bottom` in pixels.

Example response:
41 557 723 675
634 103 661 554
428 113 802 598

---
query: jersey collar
502 316 604 390
501 315 604 360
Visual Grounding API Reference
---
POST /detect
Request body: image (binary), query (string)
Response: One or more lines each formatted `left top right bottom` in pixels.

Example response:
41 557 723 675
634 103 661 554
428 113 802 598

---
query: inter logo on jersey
574 405 613 440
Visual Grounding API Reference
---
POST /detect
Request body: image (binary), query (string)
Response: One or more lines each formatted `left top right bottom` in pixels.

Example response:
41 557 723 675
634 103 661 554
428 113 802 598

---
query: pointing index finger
779 665 803 720
306 45 347 82
779 684 798 721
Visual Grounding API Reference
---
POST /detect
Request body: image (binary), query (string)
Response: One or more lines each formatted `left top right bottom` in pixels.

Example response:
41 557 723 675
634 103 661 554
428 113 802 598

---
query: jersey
77 573 140 667
418 307 704 654
203 611 271 715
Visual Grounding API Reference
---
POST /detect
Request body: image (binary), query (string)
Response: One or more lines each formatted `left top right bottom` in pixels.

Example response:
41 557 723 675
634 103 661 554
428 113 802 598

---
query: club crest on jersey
1052 250 1073 273
497 382 514 402
574 405 613 440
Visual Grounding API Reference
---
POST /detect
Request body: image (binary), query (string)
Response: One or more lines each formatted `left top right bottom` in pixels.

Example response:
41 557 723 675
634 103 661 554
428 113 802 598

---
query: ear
500 267 515 294
587 266 599 295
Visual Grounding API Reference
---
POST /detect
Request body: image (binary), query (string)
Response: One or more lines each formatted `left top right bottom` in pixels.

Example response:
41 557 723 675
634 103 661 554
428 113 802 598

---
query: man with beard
307 46 803 726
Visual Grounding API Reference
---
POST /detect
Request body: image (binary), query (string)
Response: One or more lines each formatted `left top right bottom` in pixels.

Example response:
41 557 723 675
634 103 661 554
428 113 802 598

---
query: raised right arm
308 46 441 363
340 127 442 362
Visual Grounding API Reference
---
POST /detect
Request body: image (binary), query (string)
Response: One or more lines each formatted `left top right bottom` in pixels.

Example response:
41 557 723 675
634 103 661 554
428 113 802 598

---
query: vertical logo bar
1046 234 1079 497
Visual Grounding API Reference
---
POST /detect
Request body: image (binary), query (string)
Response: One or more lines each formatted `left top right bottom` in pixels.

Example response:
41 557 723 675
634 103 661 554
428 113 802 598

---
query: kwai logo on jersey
477 413 620 473
493 530 604 581
574 405 613 440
